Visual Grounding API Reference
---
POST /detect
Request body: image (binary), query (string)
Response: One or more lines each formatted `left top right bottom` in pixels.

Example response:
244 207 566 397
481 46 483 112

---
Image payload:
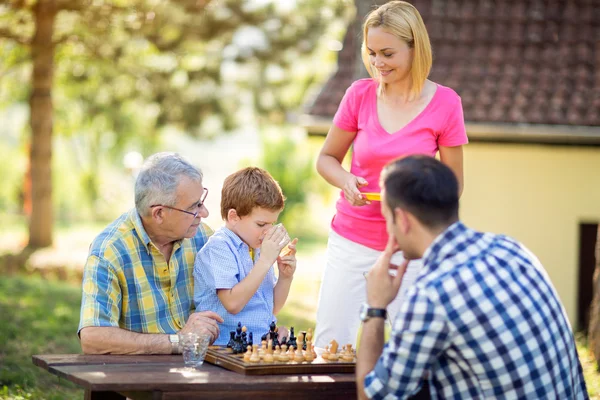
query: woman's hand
343 175 370 206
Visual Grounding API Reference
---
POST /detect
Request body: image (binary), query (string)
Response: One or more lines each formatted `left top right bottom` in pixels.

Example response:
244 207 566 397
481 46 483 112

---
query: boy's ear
227 208 240 223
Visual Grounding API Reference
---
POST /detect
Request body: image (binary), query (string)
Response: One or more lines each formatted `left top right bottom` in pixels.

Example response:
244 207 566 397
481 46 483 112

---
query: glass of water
179 332 210 368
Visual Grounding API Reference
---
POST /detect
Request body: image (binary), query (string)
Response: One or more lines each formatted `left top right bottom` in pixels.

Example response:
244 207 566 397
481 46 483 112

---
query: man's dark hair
381 155 459 229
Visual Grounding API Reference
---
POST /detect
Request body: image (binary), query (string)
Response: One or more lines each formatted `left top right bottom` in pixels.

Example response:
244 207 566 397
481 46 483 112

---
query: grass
1 265 599 399
0 276 83 400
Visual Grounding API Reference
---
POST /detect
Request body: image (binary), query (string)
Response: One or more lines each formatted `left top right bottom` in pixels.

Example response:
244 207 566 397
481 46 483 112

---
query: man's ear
227 209 240 224
151 206 165 224
394 207 410 234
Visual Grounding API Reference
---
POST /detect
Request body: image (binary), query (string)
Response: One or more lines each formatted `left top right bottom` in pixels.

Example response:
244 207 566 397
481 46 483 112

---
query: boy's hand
277 238 298 279
259 224 289 266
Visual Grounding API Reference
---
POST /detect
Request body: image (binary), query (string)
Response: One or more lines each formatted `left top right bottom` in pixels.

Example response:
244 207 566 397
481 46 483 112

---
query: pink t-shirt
331 79 468 251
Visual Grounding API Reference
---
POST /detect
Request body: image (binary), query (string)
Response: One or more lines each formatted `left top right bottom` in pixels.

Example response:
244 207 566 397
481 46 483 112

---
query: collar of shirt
130 209 184 255
421 221 470 273
220 226 259 261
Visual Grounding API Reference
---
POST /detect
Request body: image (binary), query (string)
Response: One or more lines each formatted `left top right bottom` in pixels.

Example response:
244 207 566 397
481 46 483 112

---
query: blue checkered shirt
193 227 276 345
365 222 588 399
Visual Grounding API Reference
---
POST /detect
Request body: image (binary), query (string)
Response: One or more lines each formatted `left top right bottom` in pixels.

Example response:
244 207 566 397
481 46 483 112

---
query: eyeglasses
150 188 208 218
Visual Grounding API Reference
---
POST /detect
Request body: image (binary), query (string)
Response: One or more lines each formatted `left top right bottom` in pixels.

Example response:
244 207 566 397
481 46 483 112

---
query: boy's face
229 207 282 249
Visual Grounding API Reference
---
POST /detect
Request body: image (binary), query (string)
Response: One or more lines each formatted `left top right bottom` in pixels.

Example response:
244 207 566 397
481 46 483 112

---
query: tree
0 0 347 248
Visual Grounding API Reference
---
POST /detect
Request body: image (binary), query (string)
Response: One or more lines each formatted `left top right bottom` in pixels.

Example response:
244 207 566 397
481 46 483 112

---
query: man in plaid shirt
78 153 223 354
357 155 588 399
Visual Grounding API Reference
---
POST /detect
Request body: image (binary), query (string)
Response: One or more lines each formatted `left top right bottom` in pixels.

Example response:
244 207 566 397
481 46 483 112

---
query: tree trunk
588 225 600 367
28 0 57 248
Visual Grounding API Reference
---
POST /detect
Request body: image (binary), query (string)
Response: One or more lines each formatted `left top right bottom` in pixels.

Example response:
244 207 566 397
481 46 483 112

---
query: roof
301 0 600 144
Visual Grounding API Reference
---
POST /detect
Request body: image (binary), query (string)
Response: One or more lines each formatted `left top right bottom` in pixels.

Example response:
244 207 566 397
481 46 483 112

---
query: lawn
1 273 599 399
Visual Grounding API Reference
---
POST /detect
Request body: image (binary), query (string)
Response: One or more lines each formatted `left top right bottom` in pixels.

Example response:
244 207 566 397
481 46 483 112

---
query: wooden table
32 354 357 400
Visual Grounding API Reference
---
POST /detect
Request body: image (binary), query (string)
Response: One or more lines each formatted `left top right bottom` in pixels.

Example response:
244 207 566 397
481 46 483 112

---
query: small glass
179 332 210 368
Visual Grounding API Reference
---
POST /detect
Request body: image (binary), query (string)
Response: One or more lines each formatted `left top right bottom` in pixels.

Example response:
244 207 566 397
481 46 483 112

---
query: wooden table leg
85 389 127 400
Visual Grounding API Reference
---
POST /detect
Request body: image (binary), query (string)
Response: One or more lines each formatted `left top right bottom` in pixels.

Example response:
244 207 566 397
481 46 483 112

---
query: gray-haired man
79 152 223 354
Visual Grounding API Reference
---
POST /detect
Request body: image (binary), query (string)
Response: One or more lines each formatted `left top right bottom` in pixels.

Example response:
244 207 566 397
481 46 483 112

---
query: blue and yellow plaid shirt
78 209 212 335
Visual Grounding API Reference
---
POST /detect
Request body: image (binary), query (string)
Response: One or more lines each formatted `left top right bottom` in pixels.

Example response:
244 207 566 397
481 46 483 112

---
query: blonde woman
314 1 468 350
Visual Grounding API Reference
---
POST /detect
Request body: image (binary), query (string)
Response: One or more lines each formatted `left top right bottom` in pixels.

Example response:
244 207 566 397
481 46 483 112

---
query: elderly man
79 152 223 354
357 155 588 399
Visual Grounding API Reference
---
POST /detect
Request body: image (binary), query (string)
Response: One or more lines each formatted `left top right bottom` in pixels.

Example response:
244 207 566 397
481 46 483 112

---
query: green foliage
258 126 329 244
0 0 352 225
0 276 83 400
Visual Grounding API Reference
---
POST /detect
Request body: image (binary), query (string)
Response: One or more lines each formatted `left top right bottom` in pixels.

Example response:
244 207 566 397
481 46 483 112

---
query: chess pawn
341 344 354 362
321 345 330 360
259 341 268 360
306 328 313 343
264 348 274 363
249 344 260 363
311 344 317 359
328 340 339 361
273 345 281 361
243 345 252 362
294 345 305 362
304 341 314 362
279 345 289 362
288 345 296 361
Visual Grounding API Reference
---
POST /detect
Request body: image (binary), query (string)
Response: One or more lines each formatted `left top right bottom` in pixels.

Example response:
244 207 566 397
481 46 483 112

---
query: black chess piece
280 336 287 347
261 333 268 342
248 332 254 347
236 322 243 336
301 330 307 350
241 330 248 349
288 327 297 349
227 331 235 350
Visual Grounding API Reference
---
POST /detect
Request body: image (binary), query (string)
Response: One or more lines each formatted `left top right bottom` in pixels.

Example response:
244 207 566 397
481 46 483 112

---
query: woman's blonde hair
361 1 432 100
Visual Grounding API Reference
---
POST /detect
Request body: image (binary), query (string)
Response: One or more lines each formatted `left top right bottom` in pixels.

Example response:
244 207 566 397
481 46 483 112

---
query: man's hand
259 224 289 266
365 235 407 309
179 311 224 344
277 238 298 279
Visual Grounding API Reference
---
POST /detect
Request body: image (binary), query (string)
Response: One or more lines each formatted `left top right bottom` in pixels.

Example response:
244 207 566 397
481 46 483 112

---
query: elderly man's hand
180 311 224 344
365 235 407 309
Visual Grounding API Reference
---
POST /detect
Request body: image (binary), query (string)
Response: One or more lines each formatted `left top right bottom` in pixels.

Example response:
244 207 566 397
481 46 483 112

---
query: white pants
314 230 422 348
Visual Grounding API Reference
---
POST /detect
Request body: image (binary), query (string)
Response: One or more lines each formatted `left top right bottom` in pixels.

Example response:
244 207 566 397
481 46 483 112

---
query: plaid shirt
78 209 212 335
193 227 277 345
365 222 588 399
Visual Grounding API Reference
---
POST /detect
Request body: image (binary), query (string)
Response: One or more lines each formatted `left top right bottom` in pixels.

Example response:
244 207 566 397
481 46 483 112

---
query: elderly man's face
165 176 209 239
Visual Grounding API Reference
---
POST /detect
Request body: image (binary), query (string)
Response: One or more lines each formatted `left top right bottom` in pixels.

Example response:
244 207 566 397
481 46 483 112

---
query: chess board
204 346 356 375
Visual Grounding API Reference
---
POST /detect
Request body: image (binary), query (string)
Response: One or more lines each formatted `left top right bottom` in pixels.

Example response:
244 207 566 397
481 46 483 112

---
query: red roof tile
305 0 600 128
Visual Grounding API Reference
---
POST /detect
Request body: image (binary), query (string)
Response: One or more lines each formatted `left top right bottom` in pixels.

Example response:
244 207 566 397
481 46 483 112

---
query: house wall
461 142 600 328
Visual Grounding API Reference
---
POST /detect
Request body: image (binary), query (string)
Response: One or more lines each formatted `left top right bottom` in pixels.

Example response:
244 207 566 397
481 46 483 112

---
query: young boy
193 167 298 345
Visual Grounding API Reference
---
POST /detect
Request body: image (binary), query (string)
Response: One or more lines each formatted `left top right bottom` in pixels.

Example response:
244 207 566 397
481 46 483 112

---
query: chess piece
306 328 313 343
248 332 254 347
264 339 274 362
311 344 317 359
287 327 297 349
259 341 268 360
280 336 287 347
243 345 252 362
321 345 330 360
279 344 289 362
241 326 248 349
226 331 235 352
287 345 296 361
328 340 339 361
304 340 314 362
294 333 305 362
249 344 260 363
273 345 281 362
341 344 354 362
300 331 307 350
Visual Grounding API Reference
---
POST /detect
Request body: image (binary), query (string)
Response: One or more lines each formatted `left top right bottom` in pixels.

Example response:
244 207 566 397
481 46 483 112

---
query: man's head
380 155 459 259
221 167 285 249
135 152 208 240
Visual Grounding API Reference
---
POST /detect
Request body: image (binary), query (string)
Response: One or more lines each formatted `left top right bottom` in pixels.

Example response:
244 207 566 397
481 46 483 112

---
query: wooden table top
32 354 357 400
